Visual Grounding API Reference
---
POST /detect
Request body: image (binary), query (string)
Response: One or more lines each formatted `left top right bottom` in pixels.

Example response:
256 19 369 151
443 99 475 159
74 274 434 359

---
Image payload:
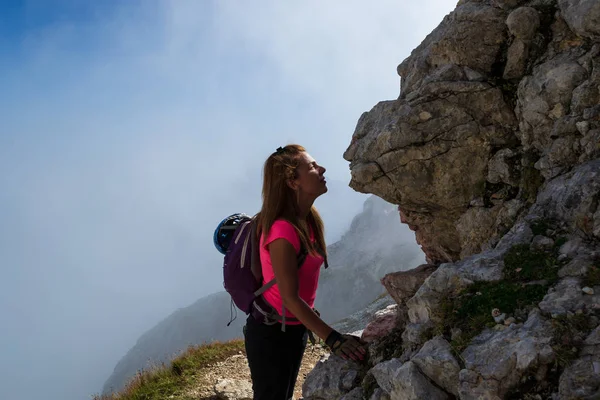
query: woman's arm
269 237 332 339
268 238 366 361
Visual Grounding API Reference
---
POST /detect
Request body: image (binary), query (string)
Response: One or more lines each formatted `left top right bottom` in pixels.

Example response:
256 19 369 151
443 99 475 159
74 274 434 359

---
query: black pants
244 314 308 400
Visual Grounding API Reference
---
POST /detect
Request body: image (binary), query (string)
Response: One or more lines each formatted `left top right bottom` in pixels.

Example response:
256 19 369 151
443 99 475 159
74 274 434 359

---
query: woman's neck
296 197 314 220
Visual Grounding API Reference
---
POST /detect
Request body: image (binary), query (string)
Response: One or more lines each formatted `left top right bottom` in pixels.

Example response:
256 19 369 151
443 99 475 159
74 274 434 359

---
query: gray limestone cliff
304 0 600 399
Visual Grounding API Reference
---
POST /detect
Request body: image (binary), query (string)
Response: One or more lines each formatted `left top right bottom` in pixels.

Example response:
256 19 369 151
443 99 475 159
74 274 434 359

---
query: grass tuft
583 265 600 288
530 219 550 236
361 372 378 400
435 280 548 354
375 326 405 362
503 244 559 284
550 313 592 369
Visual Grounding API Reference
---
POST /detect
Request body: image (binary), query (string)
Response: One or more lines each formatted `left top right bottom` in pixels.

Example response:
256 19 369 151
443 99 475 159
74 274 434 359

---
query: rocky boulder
411 336 461 396
459 309 555 398
504 6 541 80
559 0 600 41
361 304 400 343
302 355 364 400
380 263 438 307
214 379 253 400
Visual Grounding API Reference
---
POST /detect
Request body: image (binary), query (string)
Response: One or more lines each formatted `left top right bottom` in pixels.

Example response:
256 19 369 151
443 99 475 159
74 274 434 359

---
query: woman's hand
325 330 367 362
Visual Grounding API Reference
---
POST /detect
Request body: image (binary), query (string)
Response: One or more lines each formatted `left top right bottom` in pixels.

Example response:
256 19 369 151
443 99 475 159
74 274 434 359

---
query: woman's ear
286 179 299 191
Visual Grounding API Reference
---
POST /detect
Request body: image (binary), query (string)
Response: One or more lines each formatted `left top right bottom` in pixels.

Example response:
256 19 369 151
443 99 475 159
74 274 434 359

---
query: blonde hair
255 144 327 257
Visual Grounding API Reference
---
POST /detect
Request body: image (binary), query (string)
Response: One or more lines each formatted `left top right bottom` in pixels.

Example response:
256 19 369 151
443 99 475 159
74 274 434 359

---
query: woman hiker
244 144 367 400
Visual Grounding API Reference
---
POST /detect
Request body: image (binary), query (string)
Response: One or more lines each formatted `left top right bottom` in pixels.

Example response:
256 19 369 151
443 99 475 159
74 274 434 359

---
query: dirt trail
186 343 329 399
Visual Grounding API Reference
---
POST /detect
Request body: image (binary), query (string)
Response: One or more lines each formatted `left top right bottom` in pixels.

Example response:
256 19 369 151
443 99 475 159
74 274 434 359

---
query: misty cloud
0 1 456 399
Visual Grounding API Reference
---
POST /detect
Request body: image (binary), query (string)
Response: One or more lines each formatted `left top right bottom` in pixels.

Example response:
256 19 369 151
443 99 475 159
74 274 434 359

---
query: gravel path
186 343 329 399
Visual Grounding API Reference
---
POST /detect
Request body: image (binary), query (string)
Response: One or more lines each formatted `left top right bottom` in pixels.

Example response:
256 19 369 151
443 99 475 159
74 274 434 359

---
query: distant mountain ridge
314 195 425 324
101 194 424 395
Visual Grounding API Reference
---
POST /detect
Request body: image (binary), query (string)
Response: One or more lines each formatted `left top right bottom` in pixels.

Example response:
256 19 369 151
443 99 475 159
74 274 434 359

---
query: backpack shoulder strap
249 217 262 282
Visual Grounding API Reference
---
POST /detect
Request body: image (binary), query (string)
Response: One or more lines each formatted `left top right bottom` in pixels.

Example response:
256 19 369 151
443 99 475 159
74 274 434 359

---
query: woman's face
291 152 327 198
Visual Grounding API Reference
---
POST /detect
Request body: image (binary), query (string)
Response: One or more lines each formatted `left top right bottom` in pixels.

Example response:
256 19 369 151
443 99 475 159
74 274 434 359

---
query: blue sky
0 1 456 399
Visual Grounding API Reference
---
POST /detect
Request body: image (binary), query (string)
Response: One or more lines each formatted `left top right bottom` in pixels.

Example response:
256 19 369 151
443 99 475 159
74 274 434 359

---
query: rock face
344 0 600 265
304 1 600 399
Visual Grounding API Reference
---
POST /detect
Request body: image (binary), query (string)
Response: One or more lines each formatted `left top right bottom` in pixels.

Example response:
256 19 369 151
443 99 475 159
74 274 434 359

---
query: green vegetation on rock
503 243 559 283
436 280 548 354
433 238 563 354
374 326 405 362
361 372 378 400
583 265 600 288
551 313 594 369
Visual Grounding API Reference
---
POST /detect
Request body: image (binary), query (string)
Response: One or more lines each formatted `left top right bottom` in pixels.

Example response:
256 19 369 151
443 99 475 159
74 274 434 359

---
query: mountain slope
101 291 246 395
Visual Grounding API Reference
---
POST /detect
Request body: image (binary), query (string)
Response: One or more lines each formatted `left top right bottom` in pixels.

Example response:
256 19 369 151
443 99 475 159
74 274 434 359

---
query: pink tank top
259 219 324 324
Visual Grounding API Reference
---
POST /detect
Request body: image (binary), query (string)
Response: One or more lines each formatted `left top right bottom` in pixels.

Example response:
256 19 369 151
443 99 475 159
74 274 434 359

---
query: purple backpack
214 213 307 327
